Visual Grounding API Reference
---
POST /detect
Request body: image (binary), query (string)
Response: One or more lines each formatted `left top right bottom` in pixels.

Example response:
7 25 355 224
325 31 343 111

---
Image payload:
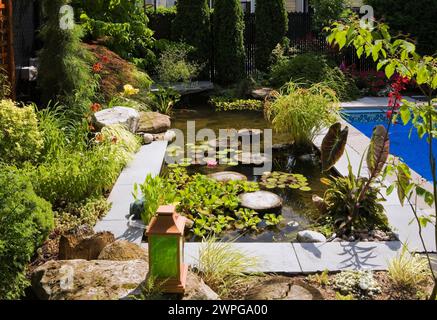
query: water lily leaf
299 186 311 191
366 125 390 177
321 123 349 171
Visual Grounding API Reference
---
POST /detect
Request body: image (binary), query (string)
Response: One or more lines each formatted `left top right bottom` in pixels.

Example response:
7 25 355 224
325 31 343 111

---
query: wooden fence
0 0 15 96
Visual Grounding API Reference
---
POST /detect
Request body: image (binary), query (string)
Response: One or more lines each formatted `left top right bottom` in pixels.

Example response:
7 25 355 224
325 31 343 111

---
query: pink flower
207 160 218 168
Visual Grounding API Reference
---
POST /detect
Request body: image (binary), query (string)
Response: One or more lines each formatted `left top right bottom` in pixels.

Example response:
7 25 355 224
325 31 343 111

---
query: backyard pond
162 102 332 242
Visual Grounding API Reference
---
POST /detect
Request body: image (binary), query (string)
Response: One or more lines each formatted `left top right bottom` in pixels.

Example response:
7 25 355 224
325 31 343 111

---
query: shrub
213 0 245 84
73 0 155 69
365 0 437 55
155 42 202 83
269 53 327 87
39 0 98 113
0 66 11 99
84 44 152 101
26 126 139 207
173 0 211 72
0 99 43 165
264 83 339 150
269 53 359 100
54 196 111 234
0 168 54 299
310 0 350 31
196 236 260 298
388 245 431 291
333 270 381 299
146 6 177 40
321 174 389 231
255 0 288 71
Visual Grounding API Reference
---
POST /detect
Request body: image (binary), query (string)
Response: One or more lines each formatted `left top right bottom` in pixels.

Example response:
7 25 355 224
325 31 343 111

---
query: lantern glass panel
149 235 179 278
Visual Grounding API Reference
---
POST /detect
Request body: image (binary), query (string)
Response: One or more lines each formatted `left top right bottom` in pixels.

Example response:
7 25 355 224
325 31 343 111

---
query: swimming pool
344 108 436 181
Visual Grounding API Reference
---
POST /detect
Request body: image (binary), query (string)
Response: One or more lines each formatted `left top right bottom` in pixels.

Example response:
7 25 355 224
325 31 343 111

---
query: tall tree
255 0 288 71
213 0 246 84
39 0 97 113
173 0 211 72
365 0 437 55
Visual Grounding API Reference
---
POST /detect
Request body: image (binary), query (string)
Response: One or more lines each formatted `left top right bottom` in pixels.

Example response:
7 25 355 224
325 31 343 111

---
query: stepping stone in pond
234 152 269 165
208 137 239 149
238 129 263 137
208 171 248 182
239 191 282 213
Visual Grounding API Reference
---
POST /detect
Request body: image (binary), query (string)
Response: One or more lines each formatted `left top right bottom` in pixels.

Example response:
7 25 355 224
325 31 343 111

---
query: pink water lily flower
207 160 218 168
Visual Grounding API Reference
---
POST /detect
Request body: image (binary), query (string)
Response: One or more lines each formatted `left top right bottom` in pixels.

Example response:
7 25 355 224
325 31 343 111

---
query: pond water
166 103 331 242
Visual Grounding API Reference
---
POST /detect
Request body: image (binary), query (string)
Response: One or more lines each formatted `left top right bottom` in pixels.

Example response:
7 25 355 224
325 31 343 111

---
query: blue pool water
344 109 436 181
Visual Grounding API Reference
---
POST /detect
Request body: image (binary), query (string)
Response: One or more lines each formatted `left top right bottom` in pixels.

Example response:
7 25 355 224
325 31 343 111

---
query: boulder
137 111 171 134
93 106 140 133
245 277 322 300
208 171 248 182
251 87 274 100
239 191 282 213
143 133 154 144
312 195 327 214
183 272 220 300
98 240 148 262
297 230 327 243
58 231 115 260
31 259 147 300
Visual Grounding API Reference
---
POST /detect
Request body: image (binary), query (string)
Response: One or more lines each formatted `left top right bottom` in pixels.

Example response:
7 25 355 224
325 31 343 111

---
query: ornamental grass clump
196 236 260 297
264 83 340 151
388 246 431 291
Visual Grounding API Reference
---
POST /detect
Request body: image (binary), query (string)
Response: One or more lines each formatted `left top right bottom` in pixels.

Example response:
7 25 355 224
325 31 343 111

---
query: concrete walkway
341 96 419 109
181 241 402 273
94 141 168 244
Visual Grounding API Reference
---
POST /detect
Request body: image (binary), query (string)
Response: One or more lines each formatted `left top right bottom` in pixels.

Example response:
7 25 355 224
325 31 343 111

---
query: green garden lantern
146 205 188 293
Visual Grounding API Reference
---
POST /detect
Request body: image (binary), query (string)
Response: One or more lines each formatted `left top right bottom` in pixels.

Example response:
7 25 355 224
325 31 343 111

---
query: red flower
90 103 101 113
95 133 105 143
386 110 393 119
101 55 110 64
92 62 103 73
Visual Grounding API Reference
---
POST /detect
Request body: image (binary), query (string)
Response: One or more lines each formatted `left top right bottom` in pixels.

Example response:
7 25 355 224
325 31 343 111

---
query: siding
350 0 363 7
286 0 297 12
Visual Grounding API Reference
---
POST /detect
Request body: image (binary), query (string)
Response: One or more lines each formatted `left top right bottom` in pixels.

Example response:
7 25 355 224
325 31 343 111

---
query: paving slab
94 220 144 244
384 205 436 253
341 96 417 108
94 141 167 242
293 241 402 273
183 242 302 273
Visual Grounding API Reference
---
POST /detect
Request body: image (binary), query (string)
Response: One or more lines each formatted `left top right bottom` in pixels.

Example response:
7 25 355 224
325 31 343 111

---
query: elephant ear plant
317 122 390 234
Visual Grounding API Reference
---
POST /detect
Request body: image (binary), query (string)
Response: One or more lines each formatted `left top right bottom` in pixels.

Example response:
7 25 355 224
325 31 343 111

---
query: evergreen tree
39 0 97 112
173 0 211 72
213 0 246 84
255 0 288 71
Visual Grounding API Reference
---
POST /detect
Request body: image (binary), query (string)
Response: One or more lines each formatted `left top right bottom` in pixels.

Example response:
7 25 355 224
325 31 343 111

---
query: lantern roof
147 205 186 236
